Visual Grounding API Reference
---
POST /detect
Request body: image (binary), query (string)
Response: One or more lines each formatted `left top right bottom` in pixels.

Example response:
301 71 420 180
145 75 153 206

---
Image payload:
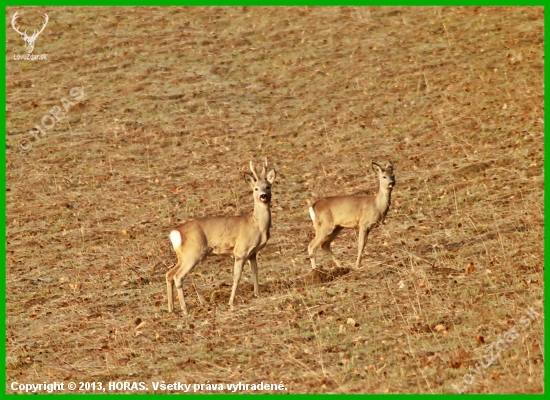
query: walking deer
308 161 395 269
166 158 276 314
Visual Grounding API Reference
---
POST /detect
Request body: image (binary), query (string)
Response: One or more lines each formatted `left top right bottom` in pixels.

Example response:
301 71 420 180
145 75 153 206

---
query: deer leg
166 264 180 313
229 256 247 310
308 225 332 269
355 227 370 268
173 255 202 315
166 252 184 313
248 253 259 297
308 235 323 269
321 226 343 268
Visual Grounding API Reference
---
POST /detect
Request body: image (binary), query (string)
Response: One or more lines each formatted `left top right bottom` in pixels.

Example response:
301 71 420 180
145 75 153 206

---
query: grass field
5 6 544 393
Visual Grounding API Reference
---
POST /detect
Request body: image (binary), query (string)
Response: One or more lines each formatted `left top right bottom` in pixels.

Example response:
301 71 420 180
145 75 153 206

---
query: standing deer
166 158 276 315
308 161 395 269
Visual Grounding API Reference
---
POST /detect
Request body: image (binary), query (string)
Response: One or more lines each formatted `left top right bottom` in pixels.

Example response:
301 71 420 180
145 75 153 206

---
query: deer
11 11 49 54
166 158 276 315
308 161 395 269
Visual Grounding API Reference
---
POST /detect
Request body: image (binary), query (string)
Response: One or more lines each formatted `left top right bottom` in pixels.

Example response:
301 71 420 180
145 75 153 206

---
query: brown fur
308 161 395 269
166 158 276 315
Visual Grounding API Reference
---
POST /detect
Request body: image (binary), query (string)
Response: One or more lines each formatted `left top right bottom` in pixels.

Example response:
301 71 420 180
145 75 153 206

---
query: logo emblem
11 11 49 54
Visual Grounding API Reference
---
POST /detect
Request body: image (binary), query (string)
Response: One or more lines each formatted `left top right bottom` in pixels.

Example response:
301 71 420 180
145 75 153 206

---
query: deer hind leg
308 224 335 269
172 251 204 315
166 254 183 313
308 234 324 269
321 226 343 268
229 256 247 310
248 253 259 297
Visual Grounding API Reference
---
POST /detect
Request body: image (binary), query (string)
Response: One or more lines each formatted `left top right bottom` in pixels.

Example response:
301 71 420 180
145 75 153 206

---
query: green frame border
2 1 548 6
2 1 546 396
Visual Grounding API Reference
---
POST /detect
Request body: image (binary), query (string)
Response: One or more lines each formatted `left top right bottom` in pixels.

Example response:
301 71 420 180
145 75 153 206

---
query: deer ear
266 169 276 185
385 161 394 173
372 162 382 174
244 172 256 187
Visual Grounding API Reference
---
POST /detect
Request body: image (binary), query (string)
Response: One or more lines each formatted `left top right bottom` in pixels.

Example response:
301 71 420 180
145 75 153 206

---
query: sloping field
6 6 543 393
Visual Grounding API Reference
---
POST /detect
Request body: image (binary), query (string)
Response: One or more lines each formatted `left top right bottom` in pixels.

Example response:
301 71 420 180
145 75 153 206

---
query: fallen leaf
466 262 475 274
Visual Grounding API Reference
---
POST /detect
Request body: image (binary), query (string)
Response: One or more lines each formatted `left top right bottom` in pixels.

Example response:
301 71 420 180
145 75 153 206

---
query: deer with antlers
166 158 276 315
11 11 49 54
308 161 395 269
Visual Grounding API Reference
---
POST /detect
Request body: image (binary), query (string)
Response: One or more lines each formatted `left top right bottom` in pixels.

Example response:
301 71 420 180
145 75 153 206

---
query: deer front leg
229 256 247 310
248 253 259 297
355 227 370 268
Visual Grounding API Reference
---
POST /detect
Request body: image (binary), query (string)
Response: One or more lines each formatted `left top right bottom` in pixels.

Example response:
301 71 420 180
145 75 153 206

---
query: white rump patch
169 230 182 249
309 206 315 222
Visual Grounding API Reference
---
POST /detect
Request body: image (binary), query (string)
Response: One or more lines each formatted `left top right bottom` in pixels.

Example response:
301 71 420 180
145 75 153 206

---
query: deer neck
375 184 392 212
252 201 272 232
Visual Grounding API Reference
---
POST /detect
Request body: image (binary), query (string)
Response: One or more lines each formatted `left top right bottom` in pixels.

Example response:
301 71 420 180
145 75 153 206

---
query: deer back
313 195 381 228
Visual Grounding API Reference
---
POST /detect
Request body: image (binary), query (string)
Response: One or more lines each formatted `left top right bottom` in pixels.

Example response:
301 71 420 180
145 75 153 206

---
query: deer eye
255 188 258 191
266 186 270 190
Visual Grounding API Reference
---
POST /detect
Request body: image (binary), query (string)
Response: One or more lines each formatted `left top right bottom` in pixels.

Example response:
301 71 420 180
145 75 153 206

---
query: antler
260 157 268 179
11 11 27 38
31 13 49 39
249 161 260 181
11 12 48 40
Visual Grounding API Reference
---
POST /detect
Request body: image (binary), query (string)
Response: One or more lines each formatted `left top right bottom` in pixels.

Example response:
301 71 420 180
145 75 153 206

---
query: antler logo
11 11 49 54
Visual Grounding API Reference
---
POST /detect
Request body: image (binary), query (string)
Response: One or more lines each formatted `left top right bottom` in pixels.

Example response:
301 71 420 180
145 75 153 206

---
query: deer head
244 158 276 206
372 161 395 191
12 11 49 54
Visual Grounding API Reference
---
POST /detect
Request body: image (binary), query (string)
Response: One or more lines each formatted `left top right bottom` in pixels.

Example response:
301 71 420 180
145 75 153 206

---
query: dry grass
6 6 543 393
